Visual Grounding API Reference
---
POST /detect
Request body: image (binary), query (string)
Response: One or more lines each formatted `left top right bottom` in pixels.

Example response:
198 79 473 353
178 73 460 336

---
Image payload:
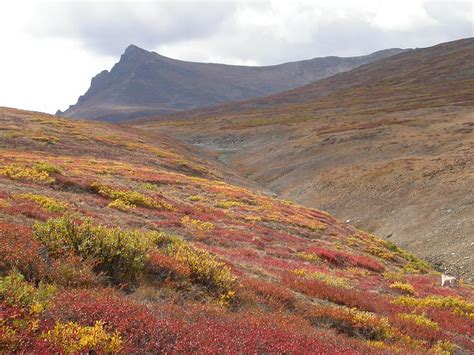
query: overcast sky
0 0 472 114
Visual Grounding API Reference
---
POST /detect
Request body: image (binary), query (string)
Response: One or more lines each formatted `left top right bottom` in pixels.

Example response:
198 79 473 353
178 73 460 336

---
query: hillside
1 107 473 352
57 45 406 122
135 37 474 279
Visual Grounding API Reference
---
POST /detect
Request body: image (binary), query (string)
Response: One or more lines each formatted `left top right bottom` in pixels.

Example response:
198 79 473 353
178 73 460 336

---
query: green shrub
33 215 161 284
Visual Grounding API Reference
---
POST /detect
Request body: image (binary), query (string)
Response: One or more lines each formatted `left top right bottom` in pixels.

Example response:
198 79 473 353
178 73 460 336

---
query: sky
0 0 472 114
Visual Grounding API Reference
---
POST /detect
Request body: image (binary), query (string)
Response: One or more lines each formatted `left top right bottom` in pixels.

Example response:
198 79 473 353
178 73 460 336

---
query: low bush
283 273 400 315
33 215 160 284
392 295 474 317
238 277 296 310
0 164 54 184
15 193 67 212
46 289 181 352
42 321 122 353
0 222 46 280
107 198 135 212
307 247 384 272
0 271 57 314
293 269 351 289
34 162 62 175
390 281 416 295
397 313 439 330
91 183 175 211
48 254 101 288
161 237 236 298
181 215 215 232
301 304 392 341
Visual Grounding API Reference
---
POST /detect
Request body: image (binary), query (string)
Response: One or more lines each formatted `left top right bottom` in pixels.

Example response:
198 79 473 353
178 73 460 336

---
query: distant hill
57 45 406 122
135 38 474 279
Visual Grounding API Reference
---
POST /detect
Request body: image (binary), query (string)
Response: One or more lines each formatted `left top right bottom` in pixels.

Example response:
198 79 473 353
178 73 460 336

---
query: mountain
1 107 473 352
57 45 406 122
134 38 474 279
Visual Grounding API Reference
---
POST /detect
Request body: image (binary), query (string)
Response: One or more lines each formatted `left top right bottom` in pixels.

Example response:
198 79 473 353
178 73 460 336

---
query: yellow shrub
297 252 319 262
0 272 57 314
392 295 474 316
431 340 457 354
32 136 58 144
384 241 431 273
304 221 326 231
141 182 158 191
348 309 393 339
163 238 235 297
42 321 122 353
293 269 351 289
16 193 67 212
181 215 215 232
189 195 204 202
215 200 247 209
241 215 262 223
382 272 404 282
389 281 416 295
107 198 135 212
0 164 54 183
367 246 397 260
34 162 62 175
398 313 438 329
91 183 175 211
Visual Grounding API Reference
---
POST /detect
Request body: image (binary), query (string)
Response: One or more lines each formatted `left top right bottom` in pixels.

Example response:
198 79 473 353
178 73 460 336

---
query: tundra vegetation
0 107 473 353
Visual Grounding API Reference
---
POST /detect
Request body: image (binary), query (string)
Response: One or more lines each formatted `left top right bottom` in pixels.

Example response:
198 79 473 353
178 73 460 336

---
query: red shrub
307 246 384 272
0 302 59 352
299 303 385 340
172 309 373 353
4 201 55 221
425 309 474 337
238 277 296 309
45 289 378 353
388 315 443 344
45 289 181 353
0 222 46 280
282 273 402 315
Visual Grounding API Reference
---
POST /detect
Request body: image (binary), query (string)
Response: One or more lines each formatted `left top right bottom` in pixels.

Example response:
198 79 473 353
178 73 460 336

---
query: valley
135 38 474 279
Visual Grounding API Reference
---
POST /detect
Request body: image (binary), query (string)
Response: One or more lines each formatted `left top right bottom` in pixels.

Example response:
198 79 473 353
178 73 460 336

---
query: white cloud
0 0 472 114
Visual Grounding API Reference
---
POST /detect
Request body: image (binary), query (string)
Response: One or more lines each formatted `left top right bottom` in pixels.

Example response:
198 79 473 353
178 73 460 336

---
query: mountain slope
58 45 406 122
134 37 474 279
1 107 473 352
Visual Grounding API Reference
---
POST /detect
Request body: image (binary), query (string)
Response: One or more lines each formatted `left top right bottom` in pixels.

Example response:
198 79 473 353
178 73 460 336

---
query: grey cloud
31 1 473 63
33 1 237 56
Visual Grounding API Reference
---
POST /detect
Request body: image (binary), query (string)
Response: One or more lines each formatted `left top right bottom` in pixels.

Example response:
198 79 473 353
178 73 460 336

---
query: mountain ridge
57 45 407 121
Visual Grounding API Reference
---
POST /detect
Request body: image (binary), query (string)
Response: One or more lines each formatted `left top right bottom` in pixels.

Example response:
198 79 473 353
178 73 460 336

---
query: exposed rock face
59 44 406 122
